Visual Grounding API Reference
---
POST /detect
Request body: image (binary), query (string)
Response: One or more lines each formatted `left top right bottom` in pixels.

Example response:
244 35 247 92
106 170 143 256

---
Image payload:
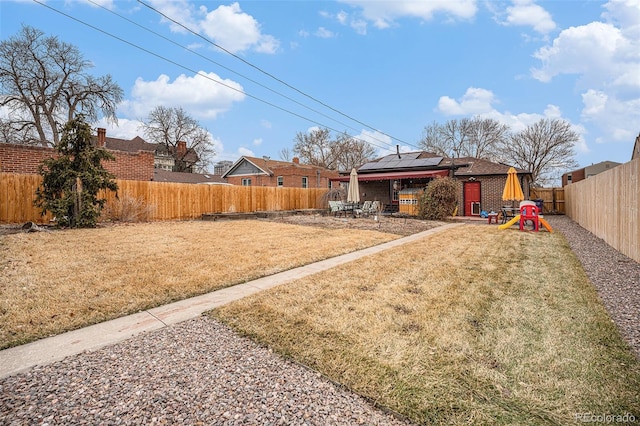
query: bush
417 177 458 220
101 195 154 222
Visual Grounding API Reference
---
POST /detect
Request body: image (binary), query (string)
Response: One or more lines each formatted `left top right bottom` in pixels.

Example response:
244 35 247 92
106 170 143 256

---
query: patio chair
369 201 380 215
329 200 346 217
355 200 372 216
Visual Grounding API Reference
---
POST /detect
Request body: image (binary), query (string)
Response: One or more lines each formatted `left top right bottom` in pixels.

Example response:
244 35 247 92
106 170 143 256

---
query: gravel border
546 215 640 358
0 317 412 425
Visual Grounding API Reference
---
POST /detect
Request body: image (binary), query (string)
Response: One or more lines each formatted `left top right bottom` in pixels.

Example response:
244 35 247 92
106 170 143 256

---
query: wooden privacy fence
0 173 329 224
565 158 639 263
530 187 565 214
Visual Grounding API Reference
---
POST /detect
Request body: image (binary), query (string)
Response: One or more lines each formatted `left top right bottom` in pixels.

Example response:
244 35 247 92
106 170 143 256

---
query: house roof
452 157 529 176
350 152 530 179
153 169 227 184
222 156 334 178
92 135 198 164
91 135 157 153
332 169 449 182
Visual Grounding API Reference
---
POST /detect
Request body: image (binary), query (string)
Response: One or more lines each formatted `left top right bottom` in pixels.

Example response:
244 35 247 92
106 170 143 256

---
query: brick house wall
226 166 337 188
456 175 530 215
0 143 155 181
357 181 390 204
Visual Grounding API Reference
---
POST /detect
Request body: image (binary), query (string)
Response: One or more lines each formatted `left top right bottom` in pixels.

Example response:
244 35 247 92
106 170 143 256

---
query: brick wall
456 175 530 215
226 166 338 188
0 143 154 181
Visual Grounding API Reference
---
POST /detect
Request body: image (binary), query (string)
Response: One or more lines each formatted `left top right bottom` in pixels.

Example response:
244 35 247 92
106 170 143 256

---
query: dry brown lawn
0 219 400 349
212 224 640 425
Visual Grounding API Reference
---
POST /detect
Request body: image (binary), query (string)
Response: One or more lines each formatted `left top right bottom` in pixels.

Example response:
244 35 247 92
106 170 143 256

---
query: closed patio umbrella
502 167 524 204
347 168 360 203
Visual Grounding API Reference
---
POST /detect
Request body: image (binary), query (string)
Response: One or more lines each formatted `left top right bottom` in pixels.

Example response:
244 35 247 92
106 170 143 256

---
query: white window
277 176 284 187
242 178 252 186
302 176 308 188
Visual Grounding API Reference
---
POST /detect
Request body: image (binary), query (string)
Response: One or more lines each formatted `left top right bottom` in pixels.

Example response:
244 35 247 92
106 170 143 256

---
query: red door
463 181 481 216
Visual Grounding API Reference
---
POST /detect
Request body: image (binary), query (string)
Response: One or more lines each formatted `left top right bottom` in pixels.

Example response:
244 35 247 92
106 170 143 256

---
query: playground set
498 200 553 232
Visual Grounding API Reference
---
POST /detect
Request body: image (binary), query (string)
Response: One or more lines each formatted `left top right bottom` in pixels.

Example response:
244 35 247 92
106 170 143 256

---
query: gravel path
0 318 411 425
546 215 640 358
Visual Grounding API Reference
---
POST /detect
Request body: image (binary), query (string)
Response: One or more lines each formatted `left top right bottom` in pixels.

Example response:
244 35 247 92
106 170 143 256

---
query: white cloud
581 89 640 143
147 0 199 33
315 27 336 38
81 0 115 9
93 117 143 140
338 0 477 29
120 72 245 120
260 119 272 129
148 0 279 54
336 10 348 25
437 87 496 115
531 22 634 86
531 1 640 142
238 147 255 157
253 138 263 146
199 3 279 54
502 0 556 34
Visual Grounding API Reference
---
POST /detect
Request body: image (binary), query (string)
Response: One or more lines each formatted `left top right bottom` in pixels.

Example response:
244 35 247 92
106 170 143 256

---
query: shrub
417 177 458 220
102 195 154 222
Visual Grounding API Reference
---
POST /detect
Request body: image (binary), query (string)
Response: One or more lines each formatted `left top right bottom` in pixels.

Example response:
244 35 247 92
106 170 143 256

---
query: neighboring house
632 133 640 161
213 160 233 176
561 161 622 187
94 128 199 173
222 156 339 188
153 169 227 184
330 151 532 216
1 128 201 181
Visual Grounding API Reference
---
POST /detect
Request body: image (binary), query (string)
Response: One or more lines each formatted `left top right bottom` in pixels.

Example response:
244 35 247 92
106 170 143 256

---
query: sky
1 0 639 175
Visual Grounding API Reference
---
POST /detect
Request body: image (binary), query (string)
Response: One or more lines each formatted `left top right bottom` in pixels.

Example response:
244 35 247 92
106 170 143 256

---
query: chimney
396 144 401 159
292 157 300 164
97 128 106 147
177 141 187 156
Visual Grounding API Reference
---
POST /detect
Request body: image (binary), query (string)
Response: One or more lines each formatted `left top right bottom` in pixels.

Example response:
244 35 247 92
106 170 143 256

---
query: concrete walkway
0 222 462 379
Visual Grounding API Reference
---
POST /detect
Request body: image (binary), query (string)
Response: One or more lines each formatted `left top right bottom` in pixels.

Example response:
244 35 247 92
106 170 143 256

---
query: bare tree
279 147 292 162
505 118 579 186
0 25 123 146
140 106 215 173
292 127 336 169
419 117 507 160
465 117 509 161
333 132 376 171
291 128 375 171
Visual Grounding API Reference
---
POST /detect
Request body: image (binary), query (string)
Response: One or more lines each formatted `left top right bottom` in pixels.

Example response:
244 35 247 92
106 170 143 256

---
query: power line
85 0 383 144
30 0 407 153
136 0 420 150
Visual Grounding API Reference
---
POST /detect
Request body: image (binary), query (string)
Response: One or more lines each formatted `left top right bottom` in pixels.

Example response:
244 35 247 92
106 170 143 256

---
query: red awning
331 169 449 182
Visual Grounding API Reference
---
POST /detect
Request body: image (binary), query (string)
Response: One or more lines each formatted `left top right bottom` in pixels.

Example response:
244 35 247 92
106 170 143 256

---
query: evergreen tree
35 116 118 228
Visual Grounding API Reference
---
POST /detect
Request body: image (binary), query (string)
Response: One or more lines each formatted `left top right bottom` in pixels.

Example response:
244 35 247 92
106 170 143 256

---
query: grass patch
211 225 640 425
0 220 399 349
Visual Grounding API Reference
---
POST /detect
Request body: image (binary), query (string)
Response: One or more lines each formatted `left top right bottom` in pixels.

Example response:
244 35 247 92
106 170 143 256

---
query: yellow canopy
502 167 524 201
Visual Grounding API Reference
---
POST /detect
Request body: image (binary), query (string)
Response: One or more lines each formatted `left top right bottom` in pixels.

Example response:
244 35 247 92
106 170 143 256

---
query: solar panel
359 155 443 171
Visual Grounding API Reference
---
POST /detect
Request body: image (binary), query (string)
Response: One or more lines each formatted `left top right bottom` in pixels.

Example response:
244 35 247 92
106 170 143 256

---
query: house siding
0 143 155 181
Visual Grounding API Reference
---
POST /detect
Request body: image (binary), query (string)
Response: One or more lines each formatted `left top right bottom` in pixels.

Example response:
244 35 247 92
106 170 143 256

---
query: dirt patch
260 213 448 236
